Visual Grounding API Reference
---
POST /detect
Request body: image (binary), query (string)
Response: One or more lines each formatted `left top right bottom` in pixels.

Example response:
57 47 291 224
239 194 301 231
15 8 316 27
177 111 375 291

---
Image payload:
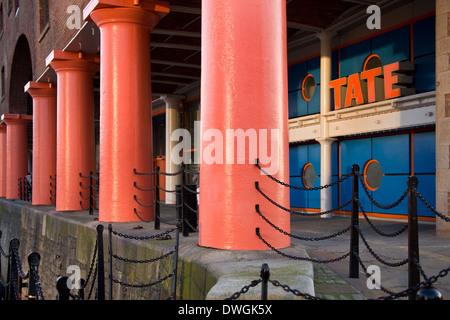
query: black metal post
155 166 161 230
108 224 113 300
260 264 270 300
407 176 420 300
349 164 360 278
171 219 180 300
27 252 40 300
55 276 70 300
181 163 189 237
7 239 20 300
96 224 105 300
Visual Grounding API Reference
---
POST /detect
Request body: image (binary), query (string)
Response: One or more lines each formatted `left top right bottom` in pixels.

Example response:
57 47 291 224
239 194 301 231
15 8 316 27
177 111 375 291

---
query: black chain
269 279 324 300
354 252 396 296
256 228 350 263
358 200 408 237
256 162 350 191
256 181 352 216
225 279 262 300
256 205 351 241
414 189 450 223
112 249 175 264
111 226 177 241
357 173 409 209
112 272 174 288
33 265 45 300
356 226 408 267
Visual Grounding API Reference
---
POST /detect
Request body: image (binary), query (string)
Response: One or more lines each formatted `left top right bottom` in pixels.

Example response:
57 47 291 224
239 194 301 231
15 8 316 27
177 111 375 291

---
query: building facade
0 0 449 251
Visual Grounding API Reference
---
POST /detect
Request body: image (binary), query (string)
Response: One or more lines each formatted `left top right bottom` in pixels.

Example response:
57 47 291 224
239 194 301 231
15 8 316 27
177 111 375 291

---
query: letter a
366 5 381 30
66 5 82 30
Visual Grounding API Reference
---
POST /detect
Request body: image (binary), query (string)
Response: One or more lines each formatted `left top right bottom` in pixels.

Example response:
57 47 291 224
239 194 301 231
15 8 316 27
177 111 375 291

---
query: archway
9 34 32 115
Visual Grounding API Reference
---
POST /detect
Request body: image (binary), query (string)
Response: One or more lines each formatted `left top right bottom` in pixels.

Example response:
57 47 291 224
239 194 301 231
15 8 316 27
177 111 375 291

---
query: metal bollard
407 176 420 300
56 276 70 300
7 239 20 300
349 164 360 278
260 264 270 300
96 224 105 300
155 166 161 230
27 252 41 300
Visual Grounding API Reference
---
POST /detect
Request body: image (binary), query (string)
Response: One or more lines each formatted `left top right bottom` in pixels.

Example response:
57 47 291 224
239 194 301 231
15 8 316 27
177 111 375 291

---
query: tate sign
329 61 415 109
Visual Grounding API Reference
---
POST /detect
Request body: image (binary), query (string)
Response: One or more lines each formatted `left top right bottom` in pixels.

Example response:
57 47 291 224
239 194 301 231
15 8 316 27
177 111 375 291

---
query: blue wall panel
339 39 371 77
371 25 410 64
288 62 307 92
372 134 410 174
414 54 436 93
413 16 435 58
414 131 435 174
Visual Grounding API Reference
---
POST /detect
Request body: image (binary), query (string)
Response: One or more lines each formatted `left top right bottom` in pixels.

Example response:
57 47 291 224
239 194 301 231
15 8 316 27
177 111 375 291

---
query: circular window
302 163 316 189
301 74 316 101
363 159 383 191
363 54 382 71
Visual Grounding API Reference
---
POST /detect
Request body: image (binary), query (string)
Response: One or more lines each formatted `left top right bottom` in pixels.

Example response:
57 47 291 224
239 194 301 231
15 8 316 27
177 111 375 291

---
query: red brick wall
0 0 90 115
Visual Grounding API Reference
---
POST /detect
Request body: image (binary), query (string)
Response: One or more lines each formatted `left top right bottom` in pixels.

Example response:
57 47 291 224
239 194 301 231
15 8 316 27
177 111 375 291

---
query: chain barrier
254 160 449 300
18 177 32 202
79 171 99 215
133 164 199 236
108 222 180 300
0 235 44 300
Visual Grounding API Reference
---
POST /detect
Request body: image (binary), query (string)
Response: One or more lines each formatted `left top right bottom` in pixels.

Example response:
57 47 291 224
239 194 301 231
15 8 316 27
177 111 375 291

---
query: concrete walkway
158 206 450 300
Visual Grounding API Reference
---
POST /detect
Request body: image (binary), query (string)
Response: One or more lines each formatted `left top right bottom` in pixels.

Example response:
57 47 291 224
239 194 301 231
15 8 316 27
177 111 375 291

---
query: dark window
1 66 5 99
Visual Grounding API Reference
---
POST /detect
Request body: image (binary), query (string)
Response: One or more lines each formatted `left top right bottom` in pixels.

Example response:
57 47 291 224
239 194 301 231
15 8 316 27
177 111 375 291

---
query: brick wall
0 0 90 115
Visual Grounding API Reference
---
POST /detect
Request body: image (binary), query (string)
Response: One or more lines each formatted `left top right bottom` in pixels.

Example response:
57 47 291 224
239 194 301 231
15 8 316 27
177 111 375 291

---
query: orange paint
384 62 402 99
2 114 32 200
86 0 169 222
199 0 290 250
360 67 382 103
47 50 99 211
25 81 57 205
329 77 347 109
0 124 7 197
344 73 364 107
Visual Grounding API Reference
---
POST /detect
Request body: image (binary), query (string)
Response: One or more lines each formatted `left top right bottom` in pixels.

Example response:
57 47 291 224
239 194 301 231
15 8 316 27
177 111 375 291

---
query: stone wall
436 0 450 236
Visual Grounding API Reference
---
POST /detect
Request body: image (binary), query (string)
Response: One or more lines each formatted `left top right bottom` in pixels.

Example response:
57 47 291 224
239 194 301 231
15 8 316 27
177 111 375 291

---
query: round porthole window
301 74 316 101
302 162 316 189
363 159 383 191
363 54 382 71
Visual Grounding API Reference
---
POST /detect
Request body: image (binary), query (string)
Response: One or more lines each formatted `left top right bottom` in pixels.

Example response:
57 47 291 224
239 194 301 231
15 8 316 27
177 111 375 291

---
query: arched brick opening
9 34 32 115
9 34 33 168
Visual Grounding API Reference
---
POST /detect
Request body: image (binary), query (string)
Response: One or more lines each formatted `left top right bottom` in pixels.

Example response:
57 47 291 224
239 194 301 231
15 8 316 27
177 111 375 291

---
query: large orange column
46 50 98 211
24 81 57 205
84 0 169 222
0 123 7 197
199 0 290 250
2 114 32 200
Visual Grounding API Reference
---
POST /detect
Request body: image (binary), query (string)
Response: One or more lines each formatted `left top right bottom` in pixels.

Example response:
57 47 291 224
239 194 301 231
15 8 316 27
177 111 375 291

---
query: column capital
161 94 185 105
1 114 33 124
316 137 337 144
24 81 56 97
315 30 337 42
84 0 170 27
46 50 100 74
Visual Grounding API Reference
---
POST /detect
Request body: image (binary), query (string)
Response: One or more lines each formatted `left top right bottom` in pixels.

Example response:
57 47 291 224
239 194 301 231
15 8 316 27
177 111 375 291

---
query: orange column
199 0 290 250
0 123 6 197
46 50 99 211
1 114 32 200
84 0 169 222
24 81 57 205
